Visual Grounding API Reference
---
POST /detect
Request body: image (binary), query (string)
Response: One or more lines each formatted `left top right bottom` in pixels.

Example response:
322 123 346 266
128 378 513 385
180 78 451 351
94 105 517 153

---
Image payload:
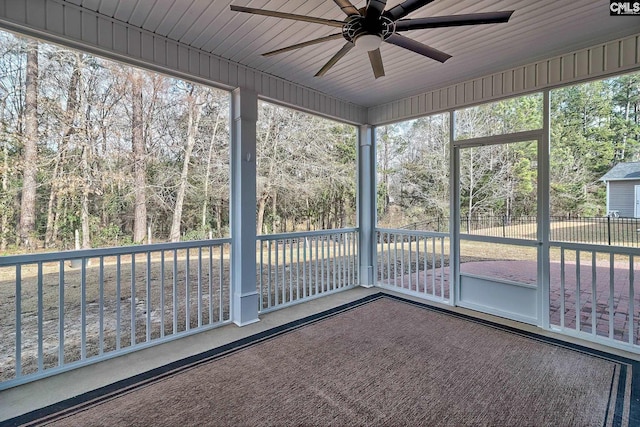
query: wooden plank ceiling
64 1 640 107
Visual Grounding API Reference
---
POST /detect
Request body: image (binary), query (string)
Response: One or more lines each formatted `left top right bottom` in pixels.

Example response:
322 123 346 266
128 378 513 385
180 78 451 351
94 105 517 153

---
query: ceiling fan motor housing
342 14 396 45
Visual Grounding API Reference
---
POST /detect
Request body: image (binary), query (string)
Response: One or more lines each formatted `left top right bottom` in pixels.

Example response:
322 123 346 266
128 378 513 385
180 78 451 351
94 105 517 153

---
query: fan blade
384 0 435 21
368 48 385 79
230 5 344 27
263 34 345 57
315 42 354 77
365 0 387 22
386 33 451 63
333 0 360 16
395 11 514 31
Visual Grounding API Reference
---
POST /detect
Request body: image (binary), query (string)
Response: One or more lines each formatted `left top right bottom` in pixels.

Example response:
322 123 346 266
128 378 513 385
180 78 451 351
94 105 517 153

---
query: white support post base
233 292 260 326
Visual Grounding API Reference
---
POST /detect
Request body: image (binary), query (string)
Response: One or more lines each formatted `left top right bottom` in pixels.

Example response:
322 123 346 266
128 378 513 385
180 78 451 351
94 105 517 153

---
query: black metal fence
400 215 640 247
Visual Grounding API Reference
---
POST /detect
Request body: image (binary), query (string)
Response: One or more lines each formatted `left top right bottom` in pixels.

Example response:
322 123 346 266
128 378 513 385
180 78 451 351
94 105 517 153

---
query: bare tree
169 85 203 242
0 95 10 250
44 51 81 247
130 70 147 243
201 110 223 231
18 40 38 248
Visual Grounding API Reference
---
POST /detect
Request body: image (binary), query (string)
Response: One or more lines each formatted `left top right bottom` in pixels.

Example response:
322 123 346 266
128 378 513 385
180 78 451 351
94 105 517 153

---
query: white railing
376 228 450 303
0 238 231 390
257 229 359 312
549 241 640 351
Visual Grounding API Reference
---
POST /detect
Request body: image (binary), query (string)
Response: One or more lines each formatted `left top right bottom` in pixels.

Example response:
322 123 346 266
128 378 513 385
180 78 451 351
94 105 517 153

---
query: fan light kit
230 0 514 79
354 34 382 51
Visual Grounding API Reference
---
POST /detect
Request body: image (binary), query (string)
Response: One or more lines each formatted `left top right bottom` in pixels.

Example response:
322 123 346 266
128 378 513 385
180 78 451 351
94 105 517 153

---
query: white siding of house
608 180 639 217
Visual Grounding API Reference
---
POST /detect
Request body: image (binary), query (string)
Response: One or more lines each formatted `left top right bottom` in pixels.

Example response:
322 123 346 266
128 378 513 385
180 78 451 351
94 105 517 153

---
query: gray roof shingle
600 162 640 181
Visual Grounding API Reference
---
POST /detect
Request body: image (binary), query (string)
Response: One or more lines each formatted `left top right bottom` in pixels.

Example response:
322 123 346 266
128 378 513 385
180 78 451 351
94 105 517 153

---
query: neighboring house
600 162 640 217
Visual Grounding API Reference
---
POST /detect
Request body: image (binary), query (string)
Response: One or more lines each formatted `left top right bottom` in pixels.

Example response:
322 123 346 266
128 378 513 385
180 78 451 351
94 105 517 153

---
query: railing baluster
160 251 165 337
576 250 581 333
172 249 178 335
37 262 43 372
440 237 445 300
146 252 152 342
208 246 213 324
591 251 596 336
268 240 272 308
629 255 635 345
357 232 360 285
326 237 331 291
348 234 352 286
296 238 301 300
415 236 420 292
219 245 224 322
197 247 203 328
387 233 391 286
283 239 288 301
332 237 337 290
15 265 21 378
609 253 614 339
423 237 428 296
81 258 87 360
275 239 279 306
401 237 405 289
338 235 342 288
99 257 104 354
432 238 437 297
325 237 328 291
560 248 565 329
302 237 307 298
336 235 341 288
407 238 412 291
58 260 65 365
344 234 348 287
313 237 317 293
259 241 264 310
185 250 190 331
394 235 398 288
116 255 121 349
131 254 136 346
289 238 293 301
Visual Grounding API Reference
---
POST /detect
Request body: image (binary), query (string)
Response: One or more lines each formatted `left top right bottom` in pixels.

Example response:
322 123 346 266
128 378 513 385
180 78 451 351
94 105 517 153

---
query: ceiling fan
230 1 514 79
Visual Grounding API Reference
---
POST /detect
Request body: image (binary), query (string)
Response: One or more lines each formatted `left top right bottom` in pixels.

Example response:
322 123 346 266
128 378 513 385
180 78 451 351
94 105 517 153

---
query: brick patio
385 260 640 346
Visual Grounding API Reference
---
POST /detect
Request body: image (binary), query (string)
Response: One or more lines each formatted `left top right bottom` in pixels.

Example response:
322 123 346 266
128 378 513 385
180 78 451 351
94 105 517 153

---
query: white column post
230 88 259 326
539 90 551 328
449 111 460 306
358 124 376 287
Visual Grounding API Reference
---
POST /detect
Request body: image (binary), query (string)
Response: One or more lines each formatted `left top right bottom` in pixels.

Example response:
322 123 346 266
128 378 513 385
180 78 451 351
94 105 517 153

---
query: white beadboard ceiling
64 0 640 107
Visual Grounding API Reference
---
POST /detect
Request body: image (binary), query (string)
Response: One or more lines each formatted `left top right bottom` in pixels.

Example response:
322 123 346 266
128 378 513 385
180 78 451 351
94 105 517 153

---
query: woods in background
377 76 640 227
2 28 639 253
0 32 356 252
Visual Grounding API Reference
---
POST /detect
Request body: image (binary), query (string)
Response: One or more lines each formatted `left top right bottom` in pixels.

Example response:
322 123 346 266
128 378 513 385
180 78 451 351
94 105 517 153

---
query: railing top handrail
0 238 232 266
257 228 358 241
550 241 640 256
376 228 449 238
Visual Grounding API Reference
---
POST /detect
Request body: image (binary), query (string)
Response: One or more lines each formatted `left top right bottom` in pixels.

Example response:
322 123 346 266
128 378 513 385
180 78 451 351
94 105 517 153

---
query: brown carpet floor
12 294 636 426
